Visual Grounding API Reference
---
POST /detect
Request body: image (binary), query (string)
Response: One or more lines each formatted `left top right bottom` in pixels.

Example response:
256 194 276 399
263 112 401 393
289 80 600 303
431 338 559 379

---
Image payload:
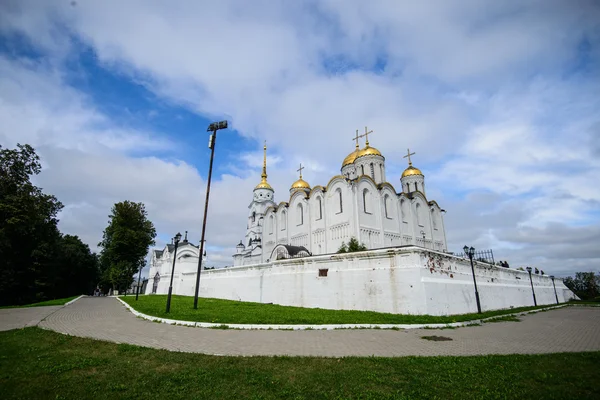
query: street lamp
194 120 228 309
166 232 182 313
526 266 537 306
550 275 559 305
135 257 144 301
463 245 482 314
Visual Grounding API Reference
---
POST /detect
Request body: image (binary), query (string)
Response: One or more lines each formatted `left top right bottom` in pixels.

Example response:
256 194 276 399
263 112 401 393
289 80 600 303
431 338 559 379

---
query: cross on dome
363 126 373 146
403 148 416 166
297 163 304 179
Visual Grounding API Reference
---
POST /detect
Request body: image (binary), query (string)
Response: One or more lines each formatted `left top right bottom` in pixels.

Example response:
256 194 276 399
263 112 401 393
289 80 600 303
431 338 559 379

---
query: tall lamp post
550 275 559 305
135 258 144 301
165 232 182 313
464 245 482 314
194 120 228 309
526 266 537 306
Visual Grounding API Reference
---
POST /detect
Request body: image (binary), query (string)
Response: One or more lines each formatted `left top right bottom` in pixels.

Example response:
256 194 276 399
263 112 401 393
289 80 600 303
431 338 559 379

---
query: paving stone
3 297 596 357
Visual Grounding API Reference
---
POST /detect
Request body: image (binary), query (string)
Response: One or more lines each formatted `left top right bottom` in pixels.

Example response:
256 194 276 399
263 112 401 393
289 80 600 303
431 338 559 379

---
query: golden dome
342 148 360 167
291 178 310 190
356 144 383 159
255 180 273 190
401 166 423 178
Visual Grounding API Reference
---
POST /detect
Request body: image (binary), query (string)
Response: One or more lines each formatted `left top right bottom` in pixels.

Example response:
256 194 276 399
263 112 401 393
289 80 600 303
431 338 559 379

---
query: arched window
317 197 322 220
416 203 422 226
379 164 383 181
297 204 303 225
361 165 365 176
269 215 274 234
384 195 390 218
252 211 256 222
401 199 408 222
363 189 370 213
281 212 287 230
337 189 343 213
370 163 375 179
431 208 437 230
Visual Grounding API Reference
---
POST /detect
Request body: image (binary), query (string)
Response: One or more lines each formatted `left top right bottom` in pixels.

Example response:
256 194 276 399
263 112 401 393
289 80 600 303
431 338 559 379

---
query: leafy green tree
51 235 99 297
0 144 63 305
337 237 367 253
564 272 600 301
99 201 156 294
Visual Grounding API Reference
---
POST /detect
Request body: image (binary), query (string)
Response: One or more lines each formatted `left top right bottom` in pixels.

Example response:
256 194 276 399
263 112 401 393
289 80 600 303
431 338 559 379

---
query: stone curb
64 295 85 306
116 297 568 331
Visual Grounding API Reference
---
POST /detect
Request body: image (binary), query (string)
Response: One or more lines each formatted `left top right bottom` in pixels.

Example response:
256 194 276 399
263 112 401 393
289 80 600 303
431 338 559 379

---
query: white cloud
1 0 599 276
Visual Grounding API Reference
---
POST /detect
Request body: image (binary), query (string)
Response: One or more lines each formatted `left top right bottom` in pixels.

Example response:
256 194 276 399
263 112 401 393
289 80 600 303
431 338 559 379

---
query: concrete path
0 305 62 332
4 296 590 357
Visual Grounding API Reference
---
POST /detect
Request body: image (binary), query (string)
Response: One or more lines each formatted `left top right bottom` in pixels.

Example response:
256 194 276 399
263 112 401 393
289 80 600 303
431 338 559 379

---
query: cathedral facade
233 128 448 266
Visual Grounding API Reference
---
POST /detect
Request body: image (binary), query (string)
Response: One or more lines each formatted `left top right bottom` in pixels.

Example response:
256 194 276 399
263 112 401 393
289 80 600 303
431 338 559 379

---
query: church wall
308 192 326 255
157 246 576 316
325 181 353 252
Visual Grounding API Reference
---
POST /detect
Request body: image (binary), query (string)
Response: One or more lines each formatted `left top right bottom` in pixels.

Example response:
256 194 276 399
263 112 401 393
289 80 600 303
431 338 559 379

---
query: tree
0 144 63 305
564 272 600 301
98 201 156 294
51 235 99 298
337 237 368 253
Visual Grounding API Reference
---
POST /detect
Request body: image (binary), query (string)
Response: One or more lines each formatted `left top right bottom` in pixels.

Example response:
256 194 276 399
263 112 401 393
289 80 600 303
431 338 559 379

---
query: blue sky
1 0 599 277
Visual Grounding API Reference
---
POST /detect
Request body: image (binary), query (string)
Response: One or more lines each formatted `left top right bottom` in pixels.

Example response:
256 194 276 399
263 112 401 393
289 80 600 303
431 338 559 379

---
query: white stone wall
150 246 576 316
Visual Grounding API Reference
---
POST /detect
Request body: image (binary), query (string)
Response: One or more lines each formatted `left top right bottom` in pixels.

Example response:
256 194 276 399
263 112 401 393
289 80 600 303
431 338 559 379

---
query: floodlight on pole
193 120 228 309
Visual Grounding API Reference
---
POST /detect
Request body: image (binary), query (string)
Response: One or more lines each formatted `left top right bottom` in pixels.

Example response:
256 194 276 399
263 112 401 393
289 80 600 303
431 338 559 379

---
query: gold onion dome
291 178 310 190
402 165 423 178
342 148 360 167
356 144 383 159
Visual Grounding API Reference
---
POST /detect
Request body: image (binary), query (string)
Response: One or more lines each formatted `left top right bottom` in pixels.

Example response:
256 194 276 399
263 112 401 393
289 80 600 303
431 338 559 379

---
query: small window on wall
297 203 304 225
317 197 323 220
319 269 328 277
363 189 370 213
370 163 375 179
384 195 390 218
281 212 287 230
337 190 343 213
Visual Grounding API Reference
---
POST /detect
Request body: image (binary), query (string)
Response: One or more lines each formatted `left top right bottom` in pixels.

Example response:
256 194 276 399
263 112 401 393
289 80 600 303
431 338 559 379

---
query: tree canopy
337 237 368 253
564 272 600 301
0 144 98 305
98 201 156 293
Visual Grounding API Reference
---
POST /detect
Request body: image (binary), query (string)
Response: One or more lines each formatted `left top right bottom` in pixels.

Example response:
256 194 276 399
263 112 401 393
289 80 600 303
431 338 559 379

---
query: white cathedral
233 127 448 266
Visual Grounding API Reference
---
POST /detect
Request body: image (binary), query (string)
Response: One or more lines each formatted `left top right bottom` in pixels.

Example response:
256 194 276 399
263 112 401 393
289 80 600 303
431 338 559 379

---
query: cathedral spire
255 141 273 190
261 141 268 181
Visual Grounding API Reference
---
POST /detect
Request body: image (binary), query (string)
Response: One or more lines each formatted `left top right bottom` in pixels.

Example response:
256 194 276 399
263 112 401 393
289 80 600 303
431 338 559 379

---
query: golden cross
297 163 304 178
403 148 415 166
363 126 373 146
352 130 361 148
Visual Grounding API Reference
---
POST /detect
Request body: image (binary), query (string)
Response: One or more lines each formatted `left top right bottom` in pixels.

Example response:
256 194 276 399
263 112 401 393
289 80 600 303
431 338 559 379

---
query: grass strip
1 328 598 400
121 295 562 325
0 295 80 309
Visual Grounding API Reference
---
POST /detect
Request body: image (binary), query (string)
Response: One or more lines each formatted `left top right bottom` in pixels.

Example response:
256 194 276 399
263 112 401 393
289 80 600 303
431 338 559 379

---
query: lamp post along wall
166 232 182 313
526 267 537 306
550 275 559 305
464 245 482 314
194 120 228 309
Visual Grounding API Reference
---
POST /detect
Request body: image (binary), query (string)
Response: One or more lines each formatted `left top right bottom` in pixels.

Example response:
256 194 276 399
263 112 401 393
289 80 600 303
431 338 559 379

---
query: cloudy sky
1 0 599 277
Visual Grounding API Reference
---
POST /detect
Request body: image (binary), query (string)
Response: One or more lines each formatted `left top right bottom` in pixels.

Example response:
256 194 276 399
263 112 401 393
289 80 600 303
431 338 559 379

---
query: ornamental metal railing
456 249 495 265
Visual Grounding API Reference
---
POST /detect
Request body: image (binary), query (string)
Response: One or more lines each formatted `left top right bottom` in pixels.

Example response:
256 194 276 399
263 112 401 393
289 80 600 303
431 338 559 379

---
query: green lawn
120 295 562 325
1 328 598 399
0 295 80 309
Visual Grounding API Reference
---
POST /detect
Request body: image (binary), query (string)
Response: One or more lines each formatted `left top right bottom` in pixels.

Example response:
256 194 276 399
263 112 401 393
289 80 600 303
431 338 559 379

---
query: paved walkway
3 297 599 357
0 305 62 331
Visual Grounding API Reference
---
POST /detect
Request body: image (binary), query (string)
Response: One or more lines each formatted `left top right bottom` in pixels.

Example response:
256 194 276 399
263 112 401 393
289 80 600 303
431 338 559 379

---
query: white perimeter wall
154 246 576 316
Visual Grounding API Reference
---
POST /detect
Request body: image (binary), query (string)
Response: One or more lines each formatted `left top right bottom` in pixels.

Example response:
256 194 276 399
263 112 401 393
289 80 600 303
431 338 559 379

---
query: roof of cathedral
356 144 383 159
342 147 360 167
291 177 310 190
401 165 423 178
